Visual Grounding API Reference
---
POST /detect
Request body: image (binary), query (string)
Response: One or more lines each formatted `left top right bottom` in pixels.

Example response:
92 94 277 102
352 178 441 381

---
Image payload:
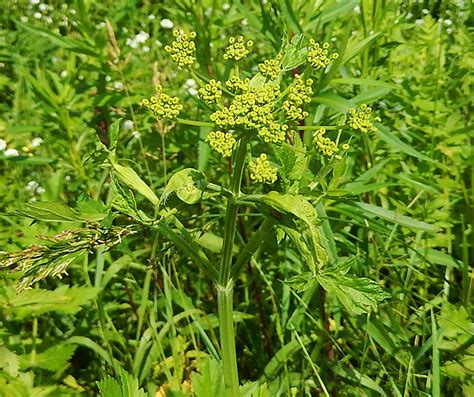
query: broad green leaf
75 199 108 222
161 168 206 205
316 270 390 315
1 285 99 319
110 160 159 206
281 33 308 71
17 202 83 223
110 178 152 223
353 202 439 232
19 344 77 372
0 346 19 377
192 356 225 397
98 368 147 397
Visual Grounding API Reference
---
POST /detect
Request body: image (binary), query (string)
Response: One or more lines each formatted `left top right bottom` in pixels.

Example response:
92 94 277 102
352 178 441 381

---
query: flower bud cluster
347 104 381 133
165 30 197 68
226 75 250 93
248 153 278 184
313 127 339 157
141 85 183 119
283 75 313 120
209 84 288 144
258 54 282 80
205 131 236 157
224 36 253 61
198 79 222 104
307 40 339 70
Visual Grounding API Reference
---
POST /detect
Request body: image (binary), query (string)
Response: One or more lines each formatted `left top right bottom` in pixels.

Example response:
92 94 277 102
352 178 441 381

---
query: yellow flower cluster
205 131 236 157
313 127 339 156
198 79 222 104
258 54 282 80
209 84 288 144
347 104 381 133
165 30 197 68
248 154 278 184
307 39 339 70
224 36 253 61
141 85 183 119
225 75 250 93
283 75 313 120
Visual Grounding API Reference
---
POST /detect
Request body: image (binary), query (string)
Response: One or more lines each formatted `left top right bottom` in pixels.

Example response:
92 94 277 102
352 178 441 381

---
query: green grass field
0 1 472 396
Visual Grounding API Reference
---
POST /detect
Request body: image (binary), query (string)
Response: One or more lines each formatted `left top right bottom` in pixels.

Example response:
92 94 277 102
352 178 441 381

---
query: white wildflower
223 3 230 10
160 19 174 29
148 14 155 20
123 120 134 130
113 81 124 90
31 137 43 147
4 148 19 157
36 186 46 194
38 3 47 11
33 12 42 19
354 5 361 14
132 131 141 139
0 139 6 151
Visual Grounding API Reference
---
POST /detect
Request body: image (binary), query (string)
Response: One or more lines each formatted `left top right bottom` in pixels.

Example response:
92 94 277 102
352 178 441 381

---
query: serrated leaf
19 344 77 372
316 270 390 315
17 202 83 223
192 356 225 397
98 369 147 397
281 33 308 71
0 346 19 377
1 285 99 319
109 118 122 151
161 168 206 205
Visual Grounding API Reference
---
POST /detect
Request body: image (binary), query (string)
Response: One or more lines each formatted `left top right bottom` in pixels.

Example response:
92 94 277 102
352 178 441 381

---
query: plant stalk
217 134 249 396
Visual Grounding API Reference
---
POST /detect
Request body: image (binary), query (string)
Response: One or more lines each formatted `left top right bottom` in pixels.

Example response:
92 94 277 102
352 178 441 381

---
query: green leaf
161 168 207 205
98 368 147 397
1 285 100 319
0 346 19 377
192 356 225 397
19 344 77 372
108 118 122 151
352 202 439 232
16 202 83 223
316 270 390 315
110 178 152 223
110 160 159 206
281 33 308 71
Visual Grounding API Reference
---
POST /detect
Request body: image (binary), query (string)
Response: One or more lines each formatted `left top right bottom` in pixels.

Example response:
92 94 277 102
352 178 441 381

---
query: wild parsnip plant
0 1 472 396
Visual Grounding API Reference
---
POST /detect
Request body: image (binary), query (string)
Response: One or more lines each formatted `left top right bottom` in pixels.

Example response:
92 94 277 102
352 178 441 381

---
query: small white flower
160 19 174 29
446 27 453 34
36 186 46 194
105 75 112 82
30 0 40 4
65 175 71 181
422 8 430 15
113 81 124 90
132 131 141 139
122 27 128 33
60 70 67 78
45 16 53 24
26 181 38 191
369 30 374 35
204 7 212 17
331 36 337 42
444 19 453 26
223 3 230 10
38 3 47 11
406 12 413 19
147 14 155 20
354 5 361 14
0 139 6 151
155 40 163 47
70 9 76 15
4 148 19 157
241 18 248 26
31 137 43 147
188 87 198 96
135 31 149 43
142 45 150 53
33 12 42 19
184 79 197 88
20 16 29 23
126 38 138 49
123 120 134 130
415 19 424 25
78 75 84 80
0 63 4 68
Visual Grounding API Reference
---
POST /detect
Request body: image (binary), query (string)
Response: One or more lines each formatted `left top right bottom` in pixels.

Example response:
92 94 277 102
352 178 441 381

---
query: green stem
217 134 249 396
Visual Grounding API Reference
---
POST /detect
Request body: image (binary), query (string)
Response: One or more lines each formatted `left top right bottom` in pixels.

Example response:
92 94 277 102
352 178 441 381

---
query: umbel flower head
226 75 250 93
347 104 381 133
224 36 253 61
307 39 339 70
198 79 223 104
258 54 283 80
283 75 313 120
141 85 183 119
205 131 236 157
165 29 197 68
313 127 339 157
248 154 278 184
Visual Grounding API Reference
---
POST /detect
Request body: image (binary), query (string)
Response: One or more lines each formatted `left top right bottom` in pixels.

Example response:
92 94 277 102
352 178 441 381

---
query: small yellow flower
226 75 250 93
165 29 197 68
141 85 183 119
283 75 313 120
205 131 236 157
248 153 278 184
347 104 380 133
258 54 282 80
198 79 223 104
313 127 339 156
258 121 288 144
308 39 338 70
224 36 253 61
